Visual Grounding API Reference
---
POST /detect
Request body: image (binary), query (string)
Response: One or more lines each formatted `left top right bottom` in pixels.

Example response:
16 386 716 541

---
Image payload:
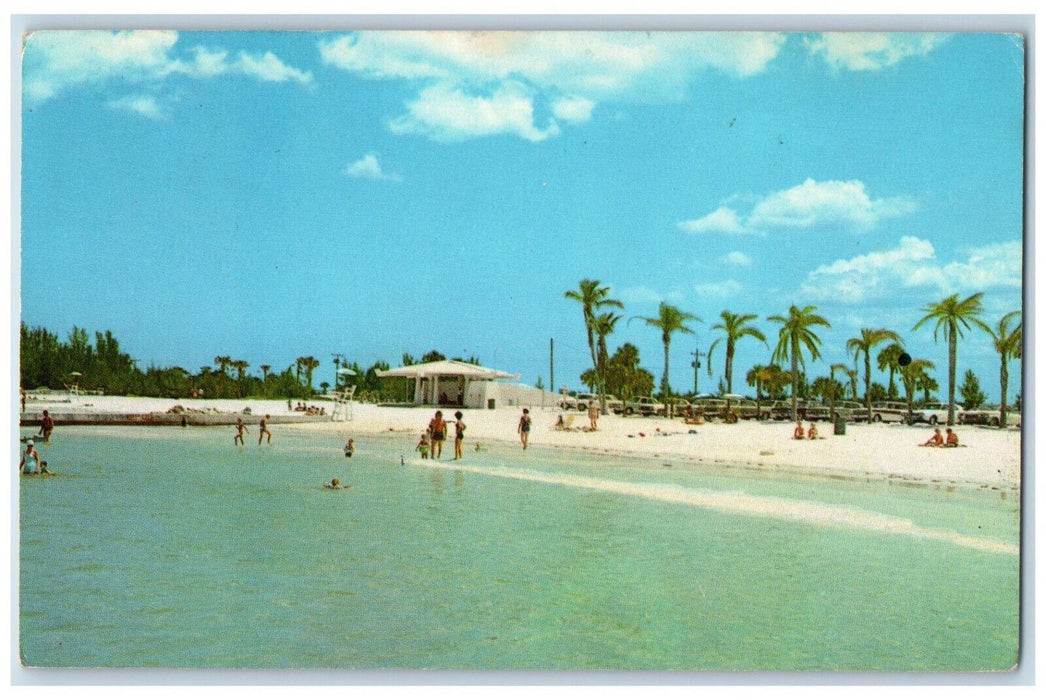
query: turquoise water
19 426 1020 670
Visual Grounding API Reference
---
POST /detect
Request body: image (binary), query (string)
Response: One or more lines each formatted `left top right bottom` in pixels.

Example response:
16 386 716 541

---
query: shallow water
19 426 1019 670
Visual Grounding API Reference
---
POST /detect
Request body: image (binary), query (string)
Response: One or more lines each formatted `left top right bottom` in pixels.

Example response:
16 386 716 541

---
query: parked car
574 393 623 413
831 400 867 423
869 402 909 423
623 396 666 416
770 399 802 421
958 407 1021 428
907 402 954 425
728 398 761 420
574 393 598 411
803 402 833 422
556 393 579 410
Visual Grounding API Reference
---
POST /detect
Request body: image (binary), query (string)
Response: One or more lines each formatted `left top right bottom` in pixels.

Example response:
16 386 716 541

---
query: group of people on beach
234 415 273 445
792 421 819 440
921 427 961 448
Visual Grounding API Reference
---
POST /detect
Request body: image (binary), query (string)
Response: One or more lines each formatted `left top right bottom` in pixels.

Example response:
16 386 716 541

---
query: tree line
564 279 1022 427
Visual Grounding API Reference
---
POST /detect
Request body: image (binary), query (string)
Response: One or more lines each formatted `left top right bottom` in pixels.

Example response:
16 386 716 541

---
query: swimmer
324 477 346 489
344 438 355 458
20 440 41 475
793 421 805 440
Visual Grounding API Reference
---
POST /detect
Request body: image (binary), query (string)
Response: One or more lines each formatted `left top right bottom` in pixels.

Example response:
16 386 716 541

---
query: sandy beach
22 394 1022 491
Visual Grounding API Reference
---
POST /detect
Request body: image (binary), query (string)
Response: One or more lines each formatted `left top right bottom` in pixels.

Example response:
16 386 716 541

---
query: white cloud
320 31 787 142
108 94 165 120
721 251 752 266
681 179 916 235
551 96 595 123
799 237 1022 304
389 81 560 142
24 30 312 112
618 286 664 305
805 33 948 71
344 153 402 182
679 206 746 235
694 280 743 298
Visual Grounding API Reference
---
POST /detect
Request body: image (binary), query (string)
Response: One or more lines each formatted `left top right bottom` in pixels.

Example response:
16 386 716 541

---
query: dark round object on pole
898 352 912 367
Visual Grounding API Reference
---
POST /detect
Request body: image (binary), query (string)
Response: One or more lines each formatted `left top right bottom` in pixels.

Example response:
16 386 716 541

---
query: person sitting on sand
944 428 960 448
415 433 430 459
793 421 805 440
922 428 944 447
807 423 818 439
324 477 345 489
344 438 355 457
428 411 447 459
234 417 249 446
258 415 273 445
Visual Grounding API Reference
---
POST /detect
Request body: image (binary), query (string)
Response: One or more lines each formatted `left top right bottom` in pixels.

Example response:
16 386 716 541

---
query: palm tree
768 305 830 422
746 365 773 416
846 328 902 422
900 358 935 424
592 311 622 413
260 364 271 382
829 362 851 422
301 356 320 391
214 355 232 377
986 310 1022 429
709 311 767 410
565 279 624 404
913 293 990 426
294 356 306 384
632 302 701 397
876 342 906 399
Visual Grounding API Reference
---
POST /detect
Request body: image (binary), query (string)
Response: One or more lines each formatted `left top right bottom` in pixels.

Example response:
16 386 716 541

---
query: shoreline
18 394 1023 492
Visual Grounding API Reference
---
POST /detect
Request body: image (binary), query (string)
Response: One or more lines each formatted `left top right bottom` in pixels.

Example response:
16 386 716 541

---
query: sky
18 29 1025 402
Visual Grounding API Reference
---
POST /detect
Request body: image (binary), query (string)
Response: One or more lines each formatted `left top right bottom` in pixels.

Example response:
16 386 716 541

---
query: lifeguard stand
331 385 356 421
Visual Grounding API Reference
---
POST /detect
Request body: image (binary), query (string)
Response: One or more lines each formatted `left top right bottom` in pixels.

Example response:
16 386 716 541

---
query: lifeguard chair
331 385 356 421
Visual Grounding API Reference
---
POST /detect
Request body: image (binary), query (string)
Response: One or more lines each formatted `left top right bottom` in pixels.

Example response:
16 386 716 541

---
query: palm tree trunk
790 337 799 422
999 357 1008 428
662 338 671 397
947 325 957 426
864 351 872 423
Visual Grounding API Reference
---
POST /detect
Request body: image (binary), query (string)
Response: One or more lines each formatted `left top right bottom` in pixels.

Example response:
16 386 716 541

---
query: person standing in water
20 440 50 474
428 410 447 459
258 415 273 445
39 410 55 444
453 411 466 460
518 408 532 450
234 417 249 446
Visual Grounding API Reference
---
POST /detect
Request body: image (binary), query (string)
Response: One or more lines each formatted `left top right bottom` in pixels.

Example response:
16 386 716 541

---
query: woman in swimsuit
428 411 447 459
453 411 466 460
20 441 41 474
234 417 248 446
518 408 532 449
793 421 805 440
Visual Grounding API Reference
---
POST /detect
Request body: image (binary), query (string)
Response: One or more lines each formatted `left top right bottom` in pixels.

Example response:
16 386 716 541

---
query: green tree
768 305 831 421
565 278 624 402
913 292 990 425
632 302 701 398
985 310 1022 428
846 328 902 422
709 311 767 409
959 369 986 410
421 350 446 363
603 343 654 400
592 311 623 412
876 342 906 399
301 356 321 391
900 358 935 424
829 362 851 421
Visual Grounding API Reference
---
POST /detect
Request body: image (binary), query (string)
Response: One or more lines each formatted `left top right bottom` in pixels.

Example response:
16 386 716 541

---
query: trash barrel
487 399 496 410
834 414 846 435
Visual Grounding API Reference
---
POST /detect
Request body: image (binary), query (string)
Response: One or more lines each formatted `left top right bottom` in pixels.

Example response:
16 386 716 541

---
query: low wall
19 412 329 427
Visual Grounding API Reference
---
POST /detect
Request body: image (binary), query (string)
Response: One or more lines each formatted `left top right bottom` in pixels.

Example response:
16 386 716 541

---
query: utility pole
550 338 555 398
690 348 706 396
332 353 345 390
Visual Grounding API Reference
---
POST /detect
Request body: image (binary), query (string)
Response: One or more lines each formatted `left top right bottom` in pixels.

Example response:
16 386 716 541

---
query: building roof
374 360 519 380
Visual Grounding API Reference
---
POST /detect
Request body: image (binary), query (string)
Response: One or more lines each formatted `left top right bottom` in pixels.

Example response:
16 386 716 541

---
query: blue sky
19 30 1024 400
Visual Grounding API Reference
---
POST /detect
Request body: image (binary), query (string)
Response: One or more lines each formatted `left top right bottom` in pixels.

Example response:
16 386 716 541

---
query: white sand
24 395 1021 490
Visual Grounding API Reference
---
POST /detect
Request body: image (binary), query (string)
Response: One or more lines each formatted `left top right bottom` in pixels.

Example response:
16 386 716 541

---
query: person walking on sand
39 410 55 444
518 408 532 449
793 421 805 440
234 417 249 446
453 411 466 460
258 415 273 445
428 411 447 459
587 402 599 431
